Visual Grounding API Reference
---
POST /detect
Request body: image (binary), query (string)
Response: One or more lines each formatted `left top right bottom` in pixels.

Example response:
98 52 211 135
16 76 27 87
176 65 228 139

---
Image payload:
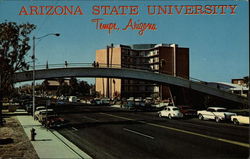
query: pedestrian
96 62 99 67
217 84 220 89
92 61 96 67
46 61 49 69
65 61 68 68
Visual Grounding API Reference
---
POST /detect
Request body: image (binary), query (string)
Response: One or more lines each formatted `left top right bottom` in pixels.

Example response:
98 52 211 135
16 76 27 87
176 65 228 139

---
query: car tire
198 114 204 120
233 119 239 125
168 114 172 119
159 113 162 118
215 117 220 123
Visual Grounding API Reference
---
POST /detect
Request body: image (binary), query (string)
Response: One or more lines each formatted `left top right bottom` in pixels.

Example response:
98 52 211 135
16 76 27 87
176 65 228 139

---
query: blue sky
0 0 249 84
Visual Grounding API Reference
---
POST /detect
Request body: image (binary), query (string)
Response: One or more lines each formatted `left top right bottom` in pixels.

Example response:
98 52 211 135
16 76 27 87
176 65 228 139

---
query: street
55 105 249 159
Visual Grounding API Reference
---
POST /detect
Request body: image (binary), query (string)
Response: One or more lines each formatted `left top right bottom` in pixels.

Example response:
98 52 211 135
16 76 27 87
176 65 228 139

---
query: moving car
158 106 183 119
197 107 236 123
177 105 197 117
231 111 250 125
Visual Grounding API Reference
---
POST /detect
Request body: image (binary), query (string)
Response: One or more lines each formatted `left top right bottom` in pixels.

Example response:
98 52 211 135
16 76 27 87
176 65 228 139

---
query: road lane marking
123 128 154 139
72 127 78 131
100 113 250 148
100 112 134 121
82 116 100 122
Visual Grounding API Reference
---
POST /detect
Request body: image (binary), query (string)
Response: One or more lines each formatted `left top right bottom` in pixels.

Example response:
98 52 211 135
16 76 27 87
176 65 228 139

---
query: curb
50 130 92 159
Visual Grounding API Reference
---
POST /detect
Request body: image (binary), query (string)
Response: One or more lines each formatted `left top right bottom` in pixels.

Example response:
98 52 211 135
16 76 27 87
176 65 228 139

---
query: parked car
101 98 111 106
56 100 65 105
123 99 135 110
152 101 170 109
158 106 183 119
144 97 153 107
197 107 236 123
69 96 77 102
24 102 33 114
231 111 250 125
34 106 46 120
134 98 145 107
37 109 55 122
44 116 67 129
177 105 197 117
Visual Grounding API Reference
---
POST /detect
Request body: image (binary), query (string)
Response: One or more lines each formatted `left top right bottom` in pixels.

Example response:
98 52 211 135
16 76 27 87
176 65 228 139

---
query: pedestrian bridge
13 64 248 106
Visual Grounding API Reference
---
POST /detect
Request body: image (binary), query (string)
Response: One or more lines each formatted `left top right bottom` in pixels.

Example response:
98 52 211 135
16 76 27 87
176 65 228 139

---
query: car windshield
172 108 179 111
41 111 54 115
216 109 227 112
36 107 45 111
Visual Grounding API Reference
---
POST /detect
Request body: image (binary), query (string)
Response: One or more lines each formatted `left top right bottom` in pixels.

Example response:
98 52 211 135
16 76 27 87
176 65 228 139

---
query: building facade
231 78 246 86
95 44 189 100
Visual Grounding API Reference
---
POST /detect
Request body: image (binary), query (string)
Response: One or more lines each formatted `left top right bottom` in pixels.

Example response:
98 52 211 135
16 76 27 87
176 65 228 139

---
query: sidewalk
17 115 92 159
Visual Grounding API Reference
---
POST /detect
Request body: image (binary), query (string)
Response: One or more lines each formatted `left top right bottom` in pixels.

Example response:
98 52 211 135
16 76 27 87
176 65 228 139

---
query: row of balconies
121 58 160 65
121 49 159 57
122 84 159 92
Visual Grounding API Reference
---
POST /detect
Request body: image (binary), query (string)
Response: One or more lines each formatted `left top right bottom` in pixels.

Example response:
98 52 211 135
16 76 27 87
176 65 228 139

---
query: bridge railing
20 62 247 99
34 62 204 81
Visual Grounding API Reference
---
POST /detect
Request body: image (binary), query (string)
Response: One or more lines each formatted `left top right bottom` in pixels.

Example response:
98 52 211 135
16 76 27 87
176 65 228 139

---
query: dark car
177 105 197 117
44 116 67 129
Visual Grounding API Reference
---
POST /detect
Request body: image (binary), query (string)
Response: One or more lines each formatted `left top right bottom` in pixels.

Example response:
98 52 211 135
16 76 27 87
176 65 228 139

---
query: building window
139 51 145 57
154 57 159 62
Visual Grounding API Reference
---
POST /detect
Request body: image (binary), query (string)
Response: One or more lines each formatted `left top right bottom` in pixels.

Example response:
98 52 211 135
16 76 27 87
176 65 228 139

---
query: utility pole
32 36 36 119
106 45 110 98
0 53 4 125
32 33 60 119
110 43 113 99
0 73 3 126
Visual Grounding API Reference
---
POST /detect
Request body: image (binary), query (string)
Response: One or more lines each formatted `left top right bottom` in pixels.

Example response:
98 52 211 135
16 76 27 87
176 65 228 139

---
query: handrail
16 62 248 99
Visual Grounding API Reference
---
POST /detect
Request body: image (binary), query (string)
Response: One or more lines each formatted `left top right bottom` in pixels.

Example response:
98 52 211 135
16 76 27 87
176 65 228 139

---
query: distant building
95 44 189 99
207 82 248 97
43 79 70 95
231 78 247 86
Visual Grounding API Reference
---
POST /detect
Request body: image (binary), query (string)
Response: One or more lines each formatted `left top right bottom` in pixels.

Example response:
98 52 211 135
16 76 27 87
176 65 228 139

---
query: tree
243 76 249 87
56 78 69 96
78 81 91 96
57 82 70 96
69 77 78 96
0 21 36 125
41 79 49 96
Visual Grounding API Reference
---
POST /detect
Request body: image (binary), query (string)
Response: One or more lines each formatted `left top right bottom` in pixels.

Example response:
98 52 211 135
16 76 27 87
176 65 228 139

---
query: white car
197 107 236 123
34 106 46 120
158 106 183 119
37 109 55 122
231 111 250 125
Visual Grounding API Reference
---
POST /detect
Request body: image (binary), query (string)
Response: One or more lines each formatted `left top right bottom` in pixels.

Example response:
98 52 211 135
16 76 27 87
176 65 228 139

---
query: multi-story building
95 44 189 100
42 79 70 95
231 78 247 86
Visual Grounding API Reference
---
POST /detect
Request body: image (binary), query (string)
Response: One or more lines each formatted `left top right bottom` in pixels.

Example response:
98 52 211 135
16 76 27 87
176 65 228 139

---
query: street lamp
32 33 60 119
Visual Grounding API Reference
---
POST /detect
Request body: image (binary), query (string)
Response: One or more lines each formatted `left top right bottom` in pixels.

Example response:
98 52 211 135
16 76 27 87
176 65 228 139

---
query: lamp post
32 33 60 119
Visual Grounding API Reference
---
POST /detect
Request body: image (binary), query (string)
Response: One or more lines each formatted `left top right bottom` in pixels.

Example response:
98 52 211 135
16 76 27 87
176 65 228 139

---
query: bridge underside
14 67 249 108
169 86 247 109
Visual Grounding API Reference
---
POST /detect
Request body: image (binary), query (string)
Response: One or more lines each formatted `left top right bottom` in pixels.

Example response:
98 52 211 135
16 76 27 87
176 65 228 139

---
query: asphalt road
55 105 250 159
